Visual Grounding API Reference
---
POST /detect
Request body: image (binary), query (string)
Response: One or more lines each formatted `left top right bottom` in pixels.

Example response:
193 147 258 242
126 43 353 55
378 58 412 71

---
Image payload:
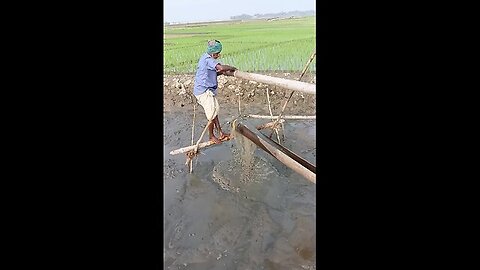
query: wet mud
164 72 316 269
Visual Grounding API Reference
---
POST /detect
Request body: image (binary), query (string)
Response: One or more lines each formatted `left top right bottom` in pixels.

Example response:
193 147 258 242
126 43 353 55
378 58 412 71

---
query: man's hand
216 64 237 76
224 70 235 76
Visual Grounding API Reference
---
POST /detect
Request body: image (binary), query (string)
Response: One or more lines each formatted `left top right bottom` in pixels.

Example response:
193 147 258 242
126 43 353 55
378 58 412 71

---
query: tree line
230 10 315 20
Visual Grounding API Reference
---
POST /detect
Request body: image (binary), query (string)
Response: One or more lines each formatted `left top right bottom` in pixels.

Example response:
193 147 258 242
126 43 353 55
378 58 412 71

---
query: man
193 40 237 144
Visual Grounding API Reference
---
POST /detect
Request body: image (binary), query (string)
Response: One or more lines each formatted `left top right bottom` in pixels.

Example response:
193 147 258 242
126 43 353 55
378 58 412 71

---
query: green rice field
163 16 316 74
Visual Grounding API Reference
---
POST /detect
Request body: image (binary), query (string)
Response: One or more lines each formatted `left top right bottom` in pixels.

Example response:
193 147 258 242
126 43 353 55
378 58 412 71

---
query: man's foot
209 136 222 144
219 133 230 140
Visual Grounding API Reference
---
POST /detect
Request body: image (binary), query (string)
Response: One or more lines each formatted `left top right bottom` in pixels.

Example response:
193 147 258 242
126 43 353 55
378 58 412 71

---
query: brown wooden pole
235 122 316 184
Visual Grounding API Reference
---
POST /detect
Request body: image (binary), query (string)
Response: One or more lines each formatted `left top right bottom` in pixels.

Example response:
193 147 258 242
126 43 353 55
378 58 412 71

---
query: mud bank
163 72 316 116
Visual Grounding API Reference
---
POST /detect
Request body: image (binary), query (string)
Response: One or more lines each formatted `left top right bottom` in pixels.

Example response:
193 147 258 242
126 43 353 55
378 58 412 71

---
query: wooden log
233 70 316 95
247 114 316 120
169 136 231 155
235 122 316 184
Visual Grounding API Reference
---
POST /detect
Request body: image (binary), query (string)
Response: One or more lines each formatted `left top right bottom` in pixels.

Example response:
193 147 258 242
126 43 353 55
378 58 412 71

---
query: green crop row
164 17 316 74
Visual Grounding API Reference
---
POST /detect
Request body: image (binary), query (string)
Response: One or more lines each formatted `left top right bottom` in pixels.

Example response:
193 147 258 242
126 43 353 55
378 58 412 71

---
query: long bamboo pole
233 70 316 95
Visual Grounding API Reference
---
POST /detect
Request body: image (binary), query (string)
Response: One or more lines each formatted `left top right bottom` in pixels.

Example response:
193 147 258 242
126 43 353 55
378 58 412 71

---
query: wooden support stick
238 95 241 116
170 136 231 155
193 120 212 153
256 119 285 130
269 49 316 138
298 49 316 81
191 104 196 146
266 89 281 143
247 114 316 120
188 104 196 173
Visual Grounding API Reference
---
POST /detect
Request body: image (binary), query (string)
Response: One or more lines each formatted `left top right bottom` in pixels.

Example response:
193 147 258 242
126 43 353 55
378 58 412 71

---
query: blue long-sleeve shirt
193 53 221 96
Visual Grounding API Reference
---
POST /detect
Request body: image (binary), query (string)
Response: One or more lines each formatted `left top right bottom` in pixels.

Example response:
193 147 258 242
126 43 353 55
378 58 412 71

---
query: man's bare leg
213 115 230 140
208 120 221 144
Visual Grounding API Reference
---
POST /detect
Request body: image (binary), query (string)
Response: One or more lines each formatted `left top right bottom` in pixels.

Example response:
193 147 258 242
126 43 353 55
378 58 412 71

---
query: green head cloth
207 40 222 54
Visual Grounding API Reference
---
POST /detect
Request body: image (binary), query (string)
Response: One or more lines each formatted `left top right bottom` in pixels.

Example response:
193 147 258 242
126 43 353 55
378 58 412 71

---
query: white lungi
195 90 219 121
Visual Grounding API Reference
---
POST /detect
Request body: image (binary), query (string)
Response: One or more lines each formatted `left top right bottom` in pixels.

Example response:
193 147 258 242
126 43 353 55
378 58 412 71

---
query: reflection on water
164 112 316 270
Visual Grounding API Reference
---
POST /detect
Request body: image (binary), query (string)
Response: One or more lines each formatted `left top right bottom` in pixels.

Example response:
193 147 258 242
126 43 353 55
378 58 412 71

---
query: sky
164 0 315 23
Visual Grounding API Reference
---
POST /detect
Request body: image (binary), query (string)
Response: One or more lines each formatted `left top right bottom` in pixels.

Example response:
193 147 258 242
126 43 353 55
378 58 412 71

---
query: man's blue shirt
193 53 220 96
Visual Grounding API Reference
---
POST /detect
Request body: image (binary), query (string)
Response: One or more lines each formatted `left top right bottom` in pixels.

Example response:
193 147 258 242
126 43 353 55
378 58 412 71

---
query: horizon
164 10 315 24
164 0 315 24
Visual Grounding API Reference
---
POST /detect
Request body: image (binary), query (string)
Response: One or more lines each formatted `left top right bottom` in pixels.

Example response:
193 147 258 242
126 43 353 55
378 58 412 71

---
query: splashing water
212 127 279 196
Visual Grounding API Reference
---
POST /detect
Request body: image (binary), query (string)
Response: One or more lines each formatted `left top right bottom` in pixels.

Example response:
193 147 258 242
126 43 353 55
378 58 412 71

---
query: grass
163 17 316 74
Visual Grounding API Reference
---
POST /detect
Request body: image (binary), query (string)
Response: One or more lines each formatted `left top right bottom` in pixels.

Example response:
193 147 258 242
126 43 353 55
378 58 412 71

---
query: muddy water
164 108 316 270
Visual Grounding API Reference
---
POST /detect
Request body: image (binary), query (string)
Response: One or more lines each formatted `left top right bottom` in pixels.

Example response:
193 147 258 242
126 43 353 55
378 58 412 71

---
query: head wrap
207 40 222 54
